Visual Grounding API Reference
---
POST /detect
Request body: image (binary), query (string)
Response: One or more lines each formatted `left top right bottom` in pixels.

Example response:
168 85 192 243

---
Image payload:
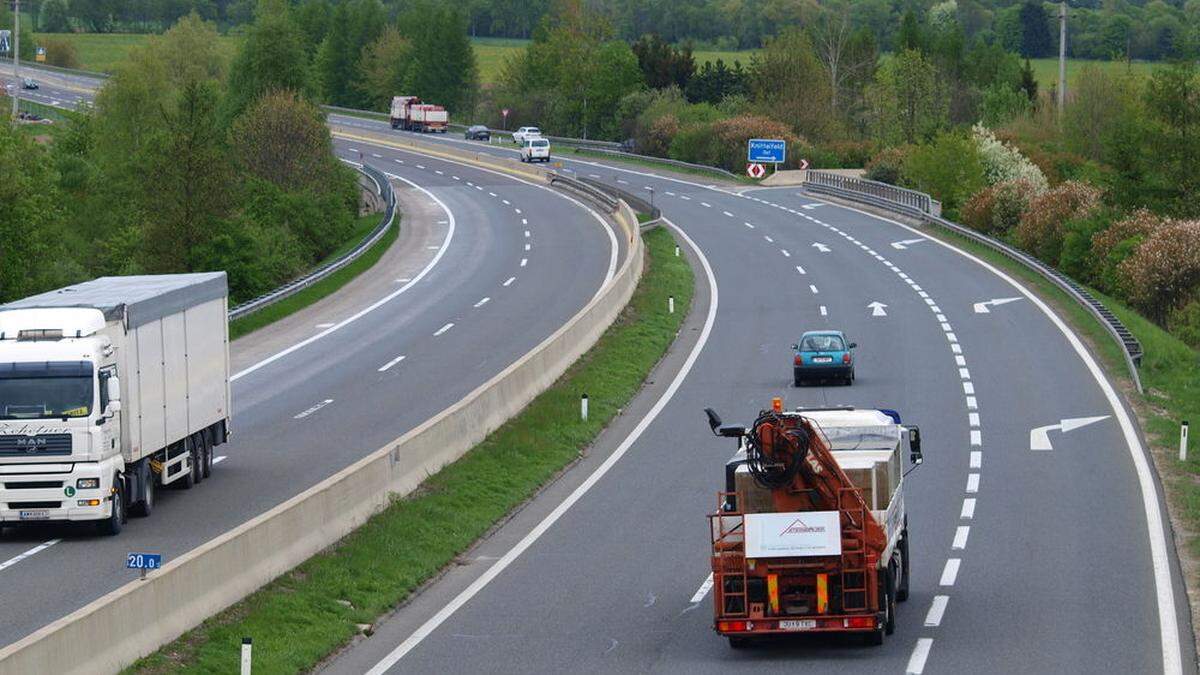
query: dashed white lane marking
522 218 528 225
780 249 790 257
665 191 676 196
809 284 819 294
955 355 967 366
744 221 755 229
452 175 460 180
907 638 934 674
969 412 980 426
213 455 227 465
436 170 444 175
970 451 982 468
416 164 425 170
294 399 334 419
924 596 949 627
395 278 411 283
378 355 407 372
940 558 961 586
503 277 516 287
952 526 970 550
427 246 440 250
679 195 691 200
433 323 454 337
966 396 978 409
961 498 976 519
701 202 712 208
515 208 522 214
0 539 61 573
524 230 530 238
525 243 531 251
616 179 629 184
958 368 970 379
764 236 774 243
474 297 490 308
315 323 335 329
795 266 806 275
348 147 360 153
690 574 715 603
502 199 510 205
488 192 497 197
819 306 827 316
966 473 980 493
590 174 602 179
963 382 975 395
970 430 982 446
393 158 403 164
520 258 528 267
723 210 734 217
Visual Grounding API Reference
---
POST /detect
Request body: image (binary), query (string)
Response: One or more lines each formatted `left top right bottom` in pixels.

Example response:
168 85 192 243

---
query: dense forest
21 0 1200 62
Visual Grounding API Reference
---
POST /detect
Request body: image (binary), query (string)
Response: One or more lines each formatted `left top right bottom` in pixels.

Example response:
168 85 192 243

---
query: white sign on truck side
0 273 231 535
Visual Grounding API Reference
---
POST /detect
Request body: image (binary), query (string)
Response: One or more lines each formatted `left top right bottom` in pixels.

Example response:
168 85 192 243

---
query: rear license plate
812 356 833 363
779 619 817 631
19 510 49 521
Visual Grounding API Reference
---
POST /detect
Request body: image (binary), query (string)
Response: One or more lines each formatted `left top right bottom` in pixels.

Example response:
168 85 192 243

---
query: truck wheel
727 636 751 649
178 441 196 490
98 477 124 536
897 533 911 602
884 566 896 635
202 433 213 479
132 473 154 517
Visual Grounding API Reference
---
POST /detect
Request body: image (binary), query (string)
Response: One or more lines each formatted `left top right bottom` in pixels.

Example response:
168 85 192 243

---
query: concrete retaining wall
0 156 643 675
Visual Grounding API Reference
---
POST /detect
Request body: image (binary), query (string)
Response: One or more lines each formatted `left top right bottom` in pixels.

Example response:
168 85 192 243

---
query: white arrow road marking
891 238 926 250
973 297 1023 314
868 301 888 317
1030 415 1111 450
811 242 830 253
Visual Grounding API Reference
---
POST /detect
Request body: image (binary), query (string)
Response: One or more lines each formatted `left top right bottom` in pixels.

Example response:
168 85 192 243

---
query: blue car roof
800 330 845 338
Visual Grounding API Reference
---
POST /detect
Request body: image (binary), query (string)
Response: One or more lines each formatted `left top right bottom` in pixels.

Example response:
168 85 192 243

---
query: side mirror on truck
908 425 923 465
107 376 121 405
705 408 746 438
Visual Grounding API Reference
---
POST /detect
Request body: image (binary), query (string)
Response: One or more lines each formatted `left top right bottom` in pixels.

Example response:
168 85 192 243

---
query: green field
1026 57 1156 90
33 32 240 73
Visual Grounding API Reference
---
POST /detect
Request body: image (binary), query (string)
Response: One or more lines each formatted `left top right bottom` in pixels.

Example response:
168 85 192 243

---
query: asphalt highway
0 123 618 647
3 64 1192 674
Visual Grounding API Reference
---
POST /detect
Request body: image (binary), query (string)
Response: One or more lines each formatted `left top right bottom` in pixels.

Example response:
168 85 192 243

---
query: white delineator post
240 637 252 675
669 295 675 314
580 393 588 421
1181 421 1189 462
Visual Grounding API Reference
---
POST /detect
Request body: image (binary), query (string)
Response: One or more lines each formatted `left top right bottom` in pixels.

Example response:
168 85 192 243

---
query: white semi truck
0 273 231 535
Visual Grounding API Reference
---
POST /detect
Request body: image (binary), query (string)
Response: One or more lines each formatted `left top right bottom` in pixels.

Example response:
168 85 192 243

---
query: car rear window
533 140 549 147
801 335 844 351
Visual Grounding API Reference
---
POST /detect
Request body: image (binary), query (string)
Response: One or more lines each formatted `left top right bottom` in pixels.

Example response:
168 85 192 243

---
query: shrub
637 113 679 158
41 37 80 70
668 114 802 172
1120 220 1200 324
1168 298 1200 349
1092 210 1168 298
1014 181 1103 264
961 186 997 233
823 140 878 168
1059 210 1112 284
962 178 1039 236
972 123 1048 192
864 146 909 185
903 132 986 218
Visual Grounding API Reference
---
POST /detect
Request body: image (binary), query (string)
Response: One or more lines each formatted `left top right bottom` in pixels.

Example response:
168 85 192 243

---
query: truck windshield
0 361 94 420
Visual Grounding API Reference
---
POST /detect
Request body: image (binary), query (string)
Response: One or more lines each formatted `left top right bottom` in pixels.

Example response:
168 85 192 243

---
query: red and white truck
389 96 448 133
704 400 922 647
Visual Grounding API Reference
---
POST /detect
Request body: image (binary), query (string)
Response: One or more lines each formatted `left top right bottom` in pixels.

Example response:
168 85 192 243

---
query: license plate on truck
19 510 49 521
779 619 817 631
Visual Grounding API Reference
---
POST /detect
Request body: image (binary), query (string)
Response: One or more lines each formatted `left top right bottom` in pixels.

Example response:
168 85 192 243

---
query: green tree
631 33 695 90
39 0 72 32
224 0 309 121
0 125 70 302
897 9 925 52
751 28 836 141
399 2 480 114
1016 1 1052 57
1144 63 1200 216
356 24 412 111
903 131 986 216
869 48 946 144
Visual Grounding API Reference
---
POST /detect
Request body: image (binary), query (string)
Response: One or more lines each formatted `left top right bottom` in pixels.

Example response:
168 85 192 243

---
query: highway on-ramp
0 125 620 648
317 124 1193 675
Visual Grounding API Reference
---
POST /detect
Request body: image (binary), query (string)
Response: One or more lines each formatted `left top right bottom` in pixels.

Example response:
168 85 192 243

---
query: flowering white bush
972 124 1048 193
929 0 958 29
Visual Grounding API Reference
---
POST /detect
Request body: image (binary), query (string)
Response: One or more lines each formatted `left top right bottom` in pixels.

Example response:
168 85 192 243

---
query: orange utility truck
704 400 922 647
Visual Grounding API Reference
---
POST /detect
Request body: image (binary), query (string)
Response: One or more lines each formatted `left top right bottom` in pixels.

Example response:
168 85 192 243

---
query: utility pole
1057 1 1067 123
10 0 19 121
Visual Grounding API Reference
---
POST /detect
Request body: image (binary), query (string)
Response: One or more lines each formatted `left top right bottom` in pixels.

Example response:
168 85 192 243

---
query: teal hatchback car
793 330 856 386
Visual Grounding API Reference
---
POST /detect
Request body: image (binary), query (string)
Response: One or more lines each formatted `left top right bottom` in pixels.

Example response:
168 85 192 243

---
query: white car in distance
512 126 542 144
521 137 551 163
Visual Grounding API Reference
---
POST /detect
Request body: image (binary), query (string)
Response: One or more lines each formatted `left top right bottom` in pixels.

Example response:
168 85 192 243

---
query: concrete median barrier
0 169 642 674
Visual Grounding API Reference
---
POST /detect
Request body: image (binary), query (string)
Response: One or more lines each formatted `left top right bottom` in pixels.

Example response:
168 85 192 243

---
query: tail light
718 620 748 632
794 355 803 366
842 353 851 364
844 616 875 629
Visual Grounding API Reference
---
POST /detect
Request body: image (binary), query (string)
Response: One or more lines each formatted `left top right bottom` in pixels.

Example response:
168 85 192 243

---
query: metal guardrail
548 171 618 212
228 162 396 321
575 146 740 180
804 173 1145 393
806 170 934 217
576 175 660 221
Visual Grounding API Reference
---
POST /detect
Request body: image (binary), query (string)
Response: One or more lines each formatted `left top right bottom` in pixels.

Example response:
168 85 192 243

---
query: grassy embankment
229 211 395 341
127 226 694 673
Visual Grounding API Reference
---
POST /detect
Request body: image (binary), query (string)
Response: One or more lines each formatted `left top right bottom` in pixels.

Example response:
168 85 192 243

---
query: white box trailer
0 273 231 535
390 95 420 129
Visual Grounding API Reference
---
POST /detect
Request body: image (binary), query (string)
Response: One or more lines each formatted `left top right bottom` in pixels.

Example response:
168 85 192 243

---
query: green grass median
129 226 695 674
229 212 395 341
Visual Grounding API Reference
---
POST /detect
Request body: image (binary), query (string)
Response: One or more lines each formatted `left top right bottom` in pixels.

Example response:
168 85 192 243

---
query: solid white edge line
807 196 1184 673
363 216 719 674
907 638 934 674
0 539 61 573
690 573 715 604
230 174 454 382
